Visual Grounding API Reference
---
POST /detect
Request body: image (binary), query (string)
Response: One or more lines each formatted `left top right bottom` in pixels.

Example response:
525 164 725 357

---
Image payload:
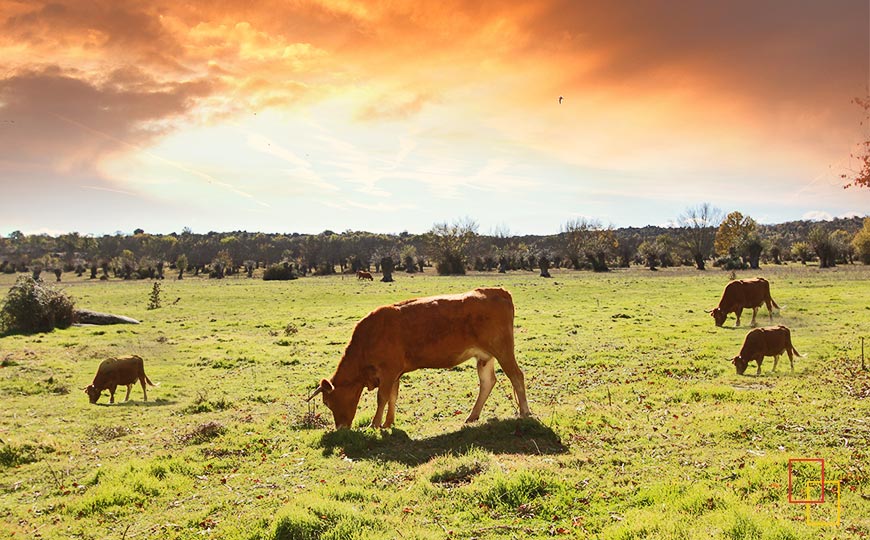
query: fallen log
74 309 140 325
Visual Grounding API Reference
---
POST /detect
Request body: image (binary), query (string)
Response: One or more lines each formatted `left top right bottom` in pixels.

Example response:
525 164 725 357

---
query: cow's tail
144 375 158 387
790 344 802 358
770 296 780 310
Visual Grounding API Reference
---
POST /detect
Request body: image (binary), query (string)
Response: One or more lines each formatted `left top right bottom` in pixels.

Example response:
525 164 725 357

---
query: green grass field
1 266 868 539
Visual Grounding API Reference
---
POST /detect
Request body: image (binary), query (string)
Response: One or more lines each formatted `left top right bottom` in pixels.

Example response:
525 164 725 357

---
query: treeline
0 211 868 282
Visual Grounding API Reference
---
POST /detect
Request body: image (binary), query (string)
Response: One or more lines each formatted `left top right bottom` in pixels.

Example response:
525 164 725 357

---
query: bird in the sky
558 96 563 104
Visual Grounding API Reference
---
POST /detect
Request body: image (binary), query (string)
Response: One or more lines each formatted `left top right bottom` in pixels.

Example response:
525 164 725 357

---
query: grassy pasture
0 265 868 539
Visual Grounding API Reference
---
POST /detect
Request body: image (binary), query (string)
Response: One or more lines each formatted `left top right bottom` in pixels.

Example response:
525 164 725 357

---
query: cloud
355 91 436 122
802 211 832 222
0 65 214 175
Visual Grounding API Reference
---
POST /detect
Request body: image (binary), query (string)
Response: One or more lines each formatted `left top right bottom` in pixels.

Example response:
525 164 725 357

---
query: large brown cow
356 271 374 281
307 287 532 429
710 277 779 327
84 355 156 404
731 325 801 375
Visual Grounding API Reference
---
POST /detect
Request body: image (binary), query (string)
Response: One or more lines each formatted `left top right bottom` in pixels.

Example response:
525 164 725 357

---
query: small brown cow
308 287 532 429
84 355 156 404
731 325 801 376
710 277 779 327
356 271 374 281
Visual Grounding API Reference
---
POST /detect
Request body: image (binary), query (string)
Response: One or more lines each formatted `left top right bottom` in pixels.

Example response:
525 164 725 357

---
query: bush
263 262 298 281
714 255 747 271
0 276 75 334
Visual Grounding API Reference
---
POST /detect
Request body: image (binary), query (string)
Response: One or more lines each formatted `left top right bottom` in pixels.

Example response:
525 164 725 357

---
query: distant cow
356 271 374 281
710 277 779 327
84 355 155 404
732 325 801 376
307 287 532 429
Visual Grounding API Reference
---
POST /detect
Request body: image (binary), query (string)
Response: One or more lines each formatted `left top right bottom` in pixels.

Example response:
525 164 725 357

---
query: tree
843 96 870 189
808 225 836 268
852 218 870 264
739 232 765 270
830 230 854 264
176 254 188 279
400 245 418 273
791 241 811 264
638 240 659 270
676 203 722 270
210 250 233 278
380 256 395 282
561 218 617 272
615 233 641 267
426 218 478 275
715 211 756 257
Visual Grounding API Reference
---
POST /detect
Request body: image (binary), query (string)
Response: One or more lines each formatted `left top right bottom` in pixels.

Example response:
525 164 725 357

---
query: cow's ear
319 379 334 394
730 357 738 365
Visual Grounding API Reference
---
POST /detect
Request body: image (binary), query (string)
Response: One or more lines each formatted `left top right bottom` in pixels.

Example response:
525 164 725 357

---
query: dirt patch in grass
86 426 133 441
293 411 331 430
177 421 226 445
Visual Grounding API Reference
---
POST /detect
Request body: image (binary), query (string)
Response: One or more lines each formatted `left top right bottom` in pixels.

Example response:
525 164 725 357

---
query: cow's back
721 278 769 310
741 326 789 358
358 288 514 370
94 355 144 386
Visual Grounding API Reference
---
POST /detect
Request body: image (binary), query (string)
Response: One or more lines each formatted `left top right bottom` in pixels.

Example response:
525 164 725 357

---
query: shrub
263 262 298 281
714 255 747 271
0 276 75 334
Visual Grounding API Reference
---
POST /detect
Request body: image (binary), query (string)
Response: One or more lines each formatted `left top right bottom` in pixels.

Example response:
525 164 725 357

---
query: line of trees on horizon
1 206 868 282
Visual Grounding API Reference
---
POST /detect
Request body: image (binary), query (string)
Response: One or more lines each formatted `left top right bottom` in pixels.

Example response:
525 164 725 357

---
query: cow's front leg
466 357 496 423
755 359 763 376
750 307 758 327
772 355 779 372
108 385 117 404
383 378 400 429
371 384 390 428
124 384 132 401
735 308 743 327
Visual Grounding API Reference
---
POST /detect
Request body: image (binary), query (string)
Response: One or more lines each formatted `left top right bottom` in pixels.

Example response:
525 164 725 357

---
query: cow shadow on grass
96 398 177 408
318 417 566 466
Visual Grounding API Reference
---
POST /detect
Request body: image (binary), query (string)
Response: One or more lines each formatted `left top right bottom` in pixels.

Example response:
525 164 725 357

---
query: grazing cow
356 270 374 281
710 277 779 327
307 287 532 429
84 355 155 404
731 325 801 376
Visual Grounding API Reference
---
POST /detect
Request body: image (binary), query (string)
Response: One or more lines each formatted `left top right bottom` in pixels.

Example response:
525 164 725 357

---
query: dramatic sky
0 0 868 236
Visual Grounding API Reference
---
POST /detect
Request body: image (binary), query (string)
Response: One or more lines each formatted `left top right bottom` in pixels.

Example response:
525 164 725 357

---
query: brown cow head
307 378 360 429
710 308 726 327
84 385 102 404
731 356 749 375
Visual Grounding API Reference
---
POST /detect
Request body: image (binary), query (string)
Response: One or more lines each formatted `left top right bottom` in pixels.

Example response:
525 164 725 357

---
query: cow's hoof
464 415 479 424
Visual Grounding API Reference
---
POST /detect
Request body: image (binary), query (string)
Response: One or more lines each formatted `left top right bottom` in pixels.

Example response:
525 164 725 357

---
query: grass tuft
178 421 226 444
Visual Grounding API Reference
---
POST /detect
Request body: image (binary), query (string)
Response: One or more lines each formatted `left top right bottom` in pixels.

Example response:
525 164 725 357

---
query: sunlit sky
0 0 868 236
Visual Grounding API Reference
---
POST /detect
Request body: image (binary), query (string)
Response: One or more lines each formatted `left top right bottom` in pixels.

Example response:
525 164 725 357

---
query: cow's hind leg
735 308 743 326
466 356 496 423
772 355 779 372
140 376 148 401
750 307 758 327
124 384 133 402
494 349 531 418
108 385 117 404
755 358 763 376
786 348 794 372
